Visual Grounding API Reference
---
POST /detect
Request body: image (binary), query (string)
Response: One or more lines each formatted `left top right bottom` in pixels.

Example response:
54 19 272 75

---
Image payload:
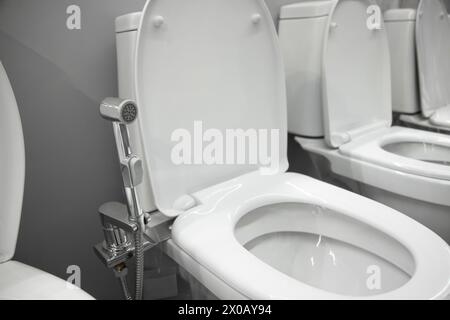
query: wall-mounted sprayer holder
93 98 173 300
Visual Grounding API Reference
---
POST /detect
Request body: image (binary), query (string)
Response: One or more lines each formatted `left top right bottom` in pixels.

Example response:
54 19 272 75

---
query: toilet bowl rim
378 126 450 149
338 126 450 181
172 172 450 300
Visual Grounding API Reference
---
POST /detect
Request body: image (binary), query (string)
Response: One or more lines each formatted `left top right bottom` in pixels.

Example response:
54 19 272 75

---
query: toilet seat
294 0 450 245
319 1 450 186
170 172 450 299
430 106 450 127
339 127 450 181
132 0 450 299
0 261 94 300
0 62 93 299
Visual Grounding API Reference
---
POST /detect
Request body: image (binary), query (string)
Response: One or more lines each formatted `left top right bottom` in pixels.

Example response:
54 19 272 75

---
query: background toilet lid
323 0 392 148
416 0 450 118
135 0 288 217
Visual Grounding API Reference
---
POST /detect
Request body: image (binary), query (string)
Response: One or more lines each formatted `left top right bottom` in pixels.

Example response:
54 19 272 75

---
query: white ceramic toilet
385 0 450 133
114 0 450 299
280 0 450 244
0 62 94 300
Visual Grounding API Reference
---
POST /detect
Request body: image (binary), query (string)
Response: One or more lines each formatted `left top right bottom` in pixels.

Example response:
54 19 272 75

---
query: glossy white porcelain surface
298 135 450 242
339 127 450 180
126 0 450 301
171 172 450 299
383 141 450 166
353 179 450 245
430 106 450 127
280 1 334 19
292 0 450 244
384 9 420 115
416 0 450 118
278 1 334 138
116 12 157 213
384 8 417 21
115 11 141 33
0 261 94 300
0 62 25 264
399 114 450 134
135 0 287 217
0 62 94 300
323 0 391 148
386 3 450 132
244 231 410 297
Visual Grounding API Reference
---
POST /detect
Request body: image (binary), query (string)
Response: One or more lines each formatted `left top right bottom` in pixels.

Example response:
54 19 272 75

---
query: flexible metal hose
134 229 144 300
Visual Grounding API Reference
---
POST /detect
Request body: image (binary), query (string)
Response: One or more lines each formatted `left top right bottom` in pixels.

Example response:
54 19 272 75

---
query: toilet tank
278 1 334 138
115 12 157 213
384 9 420 114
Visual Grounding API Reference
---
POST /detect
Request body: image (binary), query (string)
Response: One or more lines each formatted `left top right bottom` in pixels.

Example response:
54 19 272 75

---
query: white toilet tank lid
134 0 288 217
280 1 335 20
384 9 417 22
115 12 142 33
323 0 392 148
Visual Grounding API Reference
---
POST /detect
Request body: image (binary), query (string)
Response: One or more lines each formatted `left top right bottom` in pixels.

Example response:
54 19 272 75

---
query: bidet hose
134 228 145 300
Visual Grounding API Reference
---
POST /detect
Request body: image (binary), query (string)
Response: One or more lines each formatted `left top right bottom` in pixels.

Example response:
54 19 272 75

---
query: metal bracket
93 236 155 269
144 210 173 243
93 202 173 269
98 202 138 232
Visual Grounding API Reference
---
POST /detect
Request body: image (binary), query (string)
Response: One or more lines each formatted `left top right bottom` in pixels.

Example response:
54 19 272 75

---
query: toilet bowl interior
234 203 415 297
383 141 450 166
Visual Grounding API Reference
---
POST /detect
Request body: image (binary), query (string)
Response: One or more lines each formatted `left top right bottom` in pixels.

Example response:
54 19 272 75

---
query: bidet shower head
100 98 138 124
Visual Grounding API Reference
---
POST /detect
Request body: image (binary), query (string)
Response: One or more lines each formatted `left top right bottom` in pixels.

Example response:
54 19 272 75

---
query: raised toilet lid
0 62 25 263
135 0 288 217
416 0 450 119
323 0 392 148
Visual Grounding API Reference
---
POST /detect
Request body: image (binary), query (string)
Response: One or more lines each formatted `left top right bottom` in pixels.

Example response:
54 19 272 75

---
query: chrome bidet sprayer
99 98 144 228
98 98 145 300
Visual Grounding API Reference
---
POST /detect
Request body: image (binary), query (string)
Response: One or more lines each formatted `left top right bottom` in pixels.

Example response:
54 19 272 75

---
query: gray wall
0 0 441 300
0 0 147 300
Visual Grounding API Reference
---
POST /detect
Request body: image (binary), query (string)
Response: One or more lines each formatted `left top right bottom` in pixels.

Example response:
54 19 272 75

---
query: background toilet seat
399 114 450 135
430 106 450 127
170 172 450 300
339 127 450 181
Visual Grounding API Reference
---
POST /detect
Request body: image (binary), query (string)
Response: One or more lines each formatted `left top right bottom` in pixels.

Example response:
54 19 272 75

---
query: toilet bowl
385 1 450 134
279 0 450 244
114 0 450 299
0 62 94 300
